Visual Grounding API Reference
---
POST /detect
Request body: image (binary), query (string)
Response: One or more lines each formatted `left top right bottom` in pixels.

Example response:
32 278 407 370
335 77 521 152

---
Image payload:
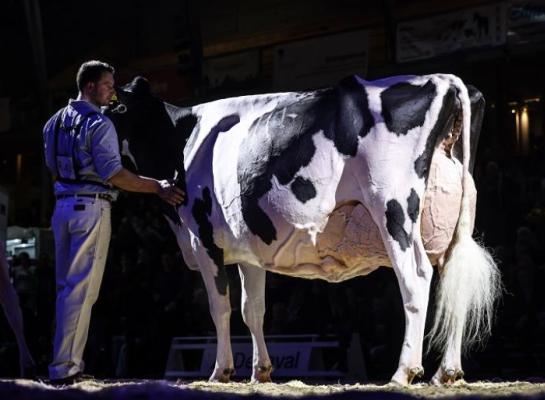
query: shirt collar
68 99 102 113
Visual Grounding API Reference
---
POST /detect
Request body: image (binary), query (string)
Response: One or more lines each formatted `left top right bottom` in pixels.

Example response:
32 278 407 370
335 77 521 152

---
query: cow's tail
428 76 501 356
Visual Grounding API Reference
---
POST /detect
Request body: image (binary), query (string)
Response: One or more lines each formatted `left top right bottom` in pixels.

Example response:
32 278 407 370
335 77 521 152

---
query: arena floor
1 379 545 399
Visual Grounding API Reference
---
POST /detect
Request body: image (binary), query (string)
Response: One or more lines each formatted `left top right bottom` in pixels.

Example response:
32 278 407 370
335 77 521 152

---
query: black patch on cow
414 87 457 179
213 114 241 137
156 112 199 224
381 80 436 136
407 189 420 223
175 114 198 207
336 76 375 145
385 199 410 251
238 77 374 244
452 85 485 174
191 187 227 295
291 176 317 203
151 111 200 225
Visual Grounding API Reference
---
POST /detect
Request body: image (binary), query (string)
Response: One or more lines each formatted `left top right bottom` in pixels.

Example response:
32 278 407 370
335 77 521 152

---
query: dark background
0 0 544 381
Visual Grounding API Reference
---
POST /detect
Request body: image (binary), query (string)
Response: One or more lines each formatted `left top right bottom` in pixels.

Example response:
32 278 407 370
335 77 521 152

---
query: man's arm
90 118 184 205
108 168 184 206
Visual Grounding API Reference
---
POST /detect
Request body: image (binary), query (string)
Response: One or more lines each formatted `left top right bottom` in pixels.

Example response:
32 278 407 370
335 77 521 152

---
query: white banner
396 3 508 63
273 30 368 91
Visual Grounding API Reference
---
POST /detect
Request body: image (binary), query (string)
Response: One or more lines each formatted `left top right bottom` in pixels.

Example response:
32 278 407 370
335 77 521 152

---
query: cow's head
106 76 196 217
107 76 189 181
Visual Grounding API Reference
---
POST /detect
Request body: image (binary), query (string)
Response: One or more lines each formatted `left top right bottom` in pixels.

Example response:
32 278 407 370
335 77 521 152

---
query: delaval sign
233 343 310 376
165 335 344 379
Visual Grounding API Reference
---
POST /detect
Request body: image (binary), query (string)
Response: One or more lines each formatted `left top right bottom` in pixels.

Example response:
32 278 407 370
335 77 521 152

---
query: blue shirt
43 100 123 198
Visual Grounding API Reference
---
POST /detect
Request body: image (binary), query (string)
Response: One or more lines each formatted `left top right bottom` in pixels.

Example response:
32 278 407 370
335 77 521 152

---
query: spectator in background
0 241 35 377
11 251 37 317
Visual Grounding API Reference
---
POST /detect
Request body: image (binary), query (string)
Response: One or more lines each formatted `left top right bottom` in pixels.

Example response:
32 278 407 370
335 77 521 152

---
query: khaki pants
49 196 111 379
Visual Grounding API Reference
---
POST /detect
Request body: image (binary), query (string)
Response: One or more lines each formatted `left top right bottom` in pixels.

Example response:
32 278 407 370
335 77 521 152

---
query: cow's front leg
385 235 433 385
194 247 234 383
238 264 272 383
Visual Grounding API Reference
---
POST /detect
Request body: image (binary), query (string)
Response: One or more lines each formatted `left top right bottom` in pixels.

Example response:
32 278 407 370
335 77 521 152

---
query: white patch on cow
264 130 346 245
165 218 199 270
121 139 138 169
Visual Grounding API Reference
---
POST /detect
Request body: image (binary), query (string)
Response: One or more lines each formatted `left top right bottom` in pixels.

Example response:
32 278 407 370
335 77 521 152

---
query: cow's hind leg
375 209 433 385
390 236 433 385
238 264 273 383
429 260 464 385
194 246 235 382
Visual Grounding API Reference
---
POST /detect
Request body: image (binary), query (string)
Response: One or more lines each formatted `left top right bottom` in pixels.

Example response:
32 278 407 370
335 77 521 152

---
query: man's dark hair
76 60 115 91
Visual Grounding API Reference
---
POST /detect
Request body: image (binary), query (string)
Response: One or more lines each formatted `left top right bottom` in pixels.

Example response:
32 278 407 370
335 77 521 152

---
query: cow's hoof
252 365 273 383
210 367 235 383
431 367 464 385
408 366 424 384
390 365 424 385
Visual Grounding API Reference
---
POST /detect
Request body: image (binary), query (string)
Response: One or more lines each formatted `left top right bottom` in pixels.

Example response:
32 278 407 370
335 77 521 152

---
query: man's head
76 60 115 107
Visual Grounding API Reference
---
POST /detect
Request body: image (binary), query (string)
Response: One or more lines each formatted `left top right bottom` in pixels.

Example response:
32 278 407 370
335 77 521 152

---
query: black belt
56 193 113 202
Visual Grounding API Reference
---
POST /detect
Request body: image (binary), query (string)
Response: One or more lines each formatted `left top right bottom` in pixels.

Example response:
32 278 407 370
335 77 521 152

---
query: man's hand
157 180 185 206
109 168 185 205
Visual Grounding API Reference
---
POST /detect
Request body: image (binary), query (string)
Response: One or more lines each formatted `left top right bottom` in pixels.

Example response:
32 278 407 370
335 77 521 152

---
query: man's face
88 71 115 107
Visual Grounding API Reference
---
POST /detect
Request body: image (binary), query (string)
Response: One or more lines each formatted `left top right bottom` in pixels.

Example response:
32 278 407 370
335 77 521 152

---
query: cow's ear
127 76 151 96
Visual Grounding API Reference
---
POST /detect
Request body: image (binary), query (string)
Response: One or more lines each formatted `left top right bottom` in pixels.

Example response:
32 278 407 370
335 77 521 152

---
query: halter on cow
107 74 501 385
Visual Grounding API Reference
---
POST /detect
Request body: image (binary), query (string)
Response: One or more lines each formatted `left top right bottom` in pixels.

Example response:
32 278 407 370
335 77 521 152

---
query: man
43 60 184 384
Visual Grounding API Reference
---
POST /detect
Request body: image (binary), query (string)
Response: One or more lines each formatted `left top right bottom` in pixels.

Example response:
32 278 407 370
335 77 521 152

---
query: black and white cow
107 74 501 385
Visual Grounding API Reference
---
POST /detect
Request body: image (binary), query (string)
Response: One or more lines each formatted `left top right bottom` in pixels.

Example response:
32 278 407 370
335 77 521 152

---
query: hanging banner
396 3 508 63
508 1 545 45
202 50 259 90
273 30 368 91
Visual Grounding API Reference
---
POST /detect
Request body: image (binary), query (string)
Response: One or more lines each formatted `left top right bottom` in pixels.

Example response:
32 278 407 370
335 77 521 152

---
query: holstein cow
107 74 501 385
